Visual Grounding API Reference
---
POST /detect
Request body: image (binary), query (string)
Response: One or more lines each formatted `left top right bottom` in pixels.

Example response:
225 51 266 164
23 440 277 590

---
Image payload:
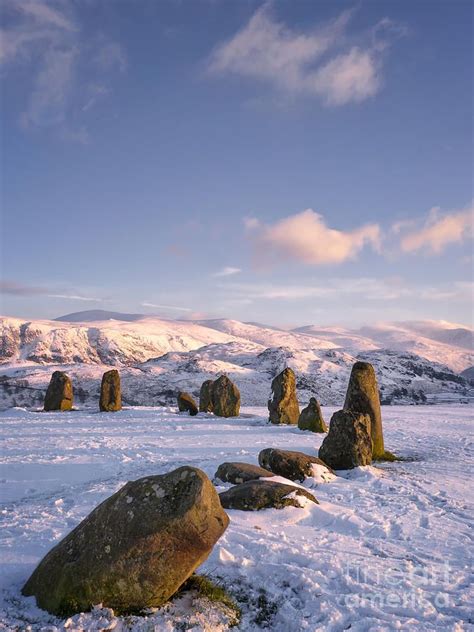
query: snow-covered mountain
0 314 472 409
294 320 473 373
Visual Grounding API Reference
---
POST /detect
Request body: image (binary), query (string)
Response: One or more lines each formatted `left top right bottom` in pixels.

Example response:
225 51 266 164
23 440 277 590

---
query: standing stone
268 367 299 424
22 466 229 616
99 369 121 412
211 375 240 418
44 371 73 411
199 380 214 413
177 392 198 416
344 361 384 458
318 410 372 470
298 397 328 432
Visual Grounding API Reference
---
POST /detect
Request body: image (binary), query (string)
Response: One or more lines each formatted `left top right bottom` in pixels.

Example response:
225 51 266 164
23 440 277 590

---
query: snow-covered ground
0 405 473 631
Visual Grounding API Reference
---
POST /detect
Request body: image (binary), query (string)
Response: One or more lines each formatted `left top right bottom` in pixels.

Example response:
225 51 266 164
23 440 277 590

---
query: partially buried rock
211 375 240 418
177 392 198 416
22 466 229 616
99 369 121 412
318 409 372 470
219 480 318 511
268 367 299 424
258 448 333 482
298 397 328 433
215 462 275 484
44 371 73 411
344 361 384 459
199 380 214 413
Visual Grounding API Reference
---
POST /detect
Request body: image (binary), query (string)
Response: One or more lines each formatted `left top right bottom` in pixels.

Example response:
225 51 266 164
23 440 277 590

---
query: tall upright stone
44 371 73 411
211 375 240 418
268 367 299 424
199 380 214 413
344 361 384 458
100 369 122 412
298 397 327 432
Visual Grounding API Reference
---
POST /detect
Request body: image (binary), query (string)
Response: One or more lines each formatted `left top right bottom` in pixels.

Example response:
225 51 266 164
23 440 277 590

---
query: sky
1 0 473 328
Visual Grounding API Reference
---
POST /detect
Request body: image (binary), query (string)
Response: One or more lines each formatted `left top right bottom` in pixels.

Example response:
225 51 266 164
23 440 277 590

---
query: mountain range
0 310 472 409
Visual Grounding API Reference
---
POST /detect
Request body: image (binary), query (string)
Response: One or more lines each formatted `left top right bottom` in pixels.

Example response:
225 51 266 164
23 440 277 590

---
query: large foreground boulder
177 392 198 416
319 410 372 470
344 361 384 458
199 380 214 413
215 462 275 484
211 375 240 418
22 466 229 616
44 371 73 411
219 480 318 511
258 448 333 482
268 367 299 424
99 369 121 412
298 398 328 432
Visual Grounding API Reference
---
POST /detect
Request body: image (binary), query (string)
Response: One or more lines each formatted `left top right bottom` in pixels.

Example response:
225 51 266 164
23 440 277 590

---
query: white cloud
218 277 472 305
47 294 102 302
310 47 380 105
22 46 78 128
212 267 242 277
95 42 127 73
1 0 126 141
208 6 399 106
141 302 192 312
399 204 474 254
251 209 381 265
243 217 260 230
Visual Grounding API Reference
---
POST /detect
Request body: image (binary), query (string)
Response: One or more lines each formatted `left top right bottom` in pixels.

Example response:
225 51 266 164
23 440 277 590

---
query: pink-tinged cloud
400 204 473 254
252 209 381 265
207 6 402 106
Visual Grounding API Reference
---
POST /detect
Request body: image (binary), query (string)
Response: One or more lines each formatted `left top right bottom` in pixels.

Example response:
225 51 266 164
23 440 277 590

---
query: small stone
219 480 318 511
298 398 328 433
177 392 198 416
258 448 333 482
318 409 372 470
214 462 275 484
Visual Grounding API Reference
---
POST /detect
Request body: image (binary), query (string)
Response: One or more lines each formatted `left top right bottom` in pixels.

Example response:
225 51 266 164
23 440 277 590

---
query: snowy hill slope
194 318 338 350
295 320 473 373
0 314 472 408
0 316 238 366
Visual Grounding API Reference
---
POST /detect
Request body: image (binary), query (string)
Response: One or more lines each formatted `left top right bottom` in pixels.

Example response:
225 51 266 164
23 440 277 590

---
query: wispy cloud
212 266 242 277
398 204 474 254
47 294 102 302
207 5 404 106
247 208 381 266
0 280 47 296
0 280 102 302
140 302 192 312
1 0 126 142
217 277 472 304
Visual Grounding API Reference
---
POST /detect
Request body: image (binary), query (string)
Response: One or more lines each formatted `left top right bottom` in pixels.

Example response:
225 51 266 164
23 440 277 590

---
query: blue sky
1 0 472 327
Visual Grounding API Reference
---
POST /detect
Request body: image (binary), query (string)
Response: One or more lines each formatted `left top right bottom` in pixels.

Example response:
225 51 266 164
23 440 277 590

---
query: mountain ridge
0 314 472 409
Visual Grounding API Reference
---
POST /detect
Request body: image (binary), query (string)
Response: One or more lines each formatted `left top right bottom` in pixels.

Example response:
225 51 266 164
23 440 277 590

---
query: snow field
0 405 473 631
